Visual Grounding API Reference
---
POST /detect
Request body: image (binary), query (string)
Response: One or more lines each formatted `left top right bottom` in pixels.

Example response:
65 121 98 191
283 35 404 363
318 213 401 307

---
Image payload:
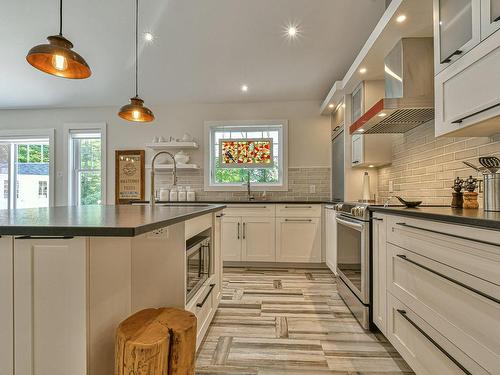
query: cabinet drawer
275 204 321 218
223 204 275 217
387 294 487 375
187 281 215 346
185 213 212 239
435 29 500 137
386 214 500 287
388 243 500 373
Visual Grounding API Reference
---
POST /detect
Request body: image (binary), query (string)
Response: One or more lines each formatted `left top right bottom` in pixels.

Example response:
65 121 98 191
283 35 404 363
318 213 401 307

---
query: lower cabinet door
372 214 387 335
14 237 88 375
221 216 242 261
325 208 337 273
276 217 321 263
242 217 276 262
0 236 13 375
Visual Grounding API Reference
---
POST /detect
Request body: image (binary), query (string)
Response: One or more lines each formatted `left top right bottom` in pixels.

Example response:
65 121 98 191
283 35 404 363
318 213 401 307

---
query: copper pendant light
118 0 155 122
26 0 91 79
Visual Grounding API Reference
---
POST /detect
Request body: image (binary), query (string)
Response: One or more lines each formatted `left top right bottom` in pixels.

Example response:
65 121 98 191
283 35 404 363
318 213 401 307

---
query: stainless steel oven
186 234 211 302
334 203 370 329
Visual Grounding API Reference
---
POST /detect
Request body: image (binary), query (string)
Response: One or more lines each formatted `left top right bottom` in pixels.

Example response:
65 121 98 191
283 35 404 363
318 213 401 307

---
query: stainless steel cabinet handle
243 222 246 239
216 213 225 218
237 222 240 239
441 49 462 64
284 205 312 209
396 254 500 305
231 206 267 209
15 235 74 240
196 284 216 308
396 222 500 248
397 309 471 375
451 102 500 124
285 219 312 222
372 217 383 221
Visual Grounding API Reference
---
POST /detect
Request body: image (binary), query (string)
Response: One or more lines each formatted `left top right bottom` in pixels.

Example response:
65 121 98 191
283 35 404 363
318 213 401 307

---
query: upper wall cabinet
434 0 500 137
433 0 481 74
481 0 500 39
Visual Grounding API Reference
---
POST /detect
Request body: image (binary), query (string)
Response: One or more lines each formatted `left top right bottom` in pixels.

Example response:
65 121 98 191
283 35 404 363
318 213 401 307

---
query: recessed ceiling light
328 104 334 109
241 84 248 92
378 112 387 117
359 67 367 74
283 22 301 40
396 14 407 23
144 32 154 42
369 165 375 168
358 129 365 133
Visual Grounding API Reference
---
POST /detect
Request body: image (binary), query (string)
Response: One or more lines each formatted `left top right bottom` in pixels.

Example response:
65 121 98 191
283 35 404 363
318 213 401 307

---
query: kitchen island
0 204 225 375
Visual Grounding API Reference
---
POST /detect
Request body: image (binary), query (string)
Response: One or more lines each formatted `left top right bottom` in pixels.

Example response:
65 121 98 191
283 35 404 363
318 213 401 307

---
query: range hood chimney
349 38 435 135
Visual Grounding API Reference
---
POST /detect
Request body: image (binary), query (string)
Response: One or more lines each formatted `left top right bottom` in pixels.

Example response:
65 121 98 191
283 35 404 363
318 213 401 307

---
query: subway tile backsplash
155 167 331 202
377 121 500 206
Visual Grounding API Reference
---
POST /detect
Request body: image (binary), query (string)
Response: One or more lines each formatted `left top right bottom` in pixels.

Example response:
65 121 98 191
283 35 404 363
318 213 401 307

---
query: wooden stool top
115 308 197 375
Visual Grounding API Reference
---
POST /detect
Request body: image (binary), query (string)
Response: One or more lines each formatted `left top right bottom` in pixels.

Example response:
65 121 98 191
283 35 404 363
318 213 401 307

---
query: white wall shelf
146 141 199 150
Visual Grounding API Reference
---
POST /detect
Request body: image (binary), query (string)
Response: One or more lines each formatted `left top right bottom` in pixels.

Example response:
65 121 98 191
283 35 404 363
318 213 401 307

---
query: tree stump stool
115 307 197 375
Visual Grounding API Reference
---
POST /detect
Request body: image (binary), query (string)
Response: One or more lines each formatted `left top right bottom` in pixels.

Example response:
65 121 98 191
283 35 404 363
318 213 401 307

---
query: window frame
64 123 107 206
204 120 288 191
0 128 55 207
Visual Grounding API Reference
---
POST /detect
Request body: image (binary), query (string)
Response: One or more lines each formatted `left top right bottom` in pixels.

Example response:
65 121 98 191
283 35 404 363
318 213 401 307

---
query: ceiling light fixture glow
26 0 91 79
241 84 248 92
118 0 155 123
359 67 367 74
328 104 334 109
396 14 407 23
358 129 365 133
283 22 301 40
144 32 154 42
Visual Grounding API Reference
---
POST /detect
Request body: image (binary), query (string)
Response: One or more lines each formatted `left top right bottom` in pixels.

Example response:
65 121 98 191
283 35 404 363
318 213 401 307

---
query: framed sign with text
115 150 145 204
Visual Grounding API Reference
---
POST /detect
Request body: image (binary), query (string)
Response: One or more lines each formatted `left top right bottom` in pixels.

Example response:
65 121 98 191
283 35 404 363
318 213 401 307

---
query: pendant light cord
135 0 139 97
59 0 63 35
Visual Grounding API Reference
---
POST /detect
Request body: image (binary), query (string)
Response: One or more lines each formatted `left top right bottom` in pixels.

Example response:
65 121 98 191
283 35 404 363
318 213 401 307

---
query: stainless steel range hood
349 38 435 135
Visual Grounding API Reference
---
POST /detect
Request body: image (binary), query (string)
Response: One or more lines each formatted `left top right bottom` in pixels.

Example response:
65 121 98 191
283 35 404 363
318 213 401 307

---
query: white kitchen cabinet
0 236 13 375
222 211 276 262
352 83 364 122
372 213 387 335
242 217 276 262
324 207 337 274
14 236 87 375
221 216 242 261
435 28 500 137
351 133 392 168
276 217 321 263
481 0 500 39
433 0 481 74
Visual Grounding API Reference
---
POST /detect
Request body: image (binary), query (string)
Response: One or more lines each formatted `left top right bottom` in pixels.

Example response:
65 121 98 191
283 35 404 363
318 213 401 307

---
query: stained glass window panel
220 139 273 168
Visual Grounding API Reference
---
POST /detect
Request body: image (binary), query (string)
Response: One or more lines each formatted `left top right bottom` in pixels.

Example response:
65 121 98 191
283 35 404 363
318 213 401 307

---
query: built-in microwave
186 233 212 302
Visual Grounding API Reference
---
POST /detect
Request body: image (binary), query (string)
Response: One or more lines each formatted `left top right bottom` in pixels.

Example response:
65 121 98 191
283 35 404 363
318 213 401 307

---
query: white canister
178 187 187 202
159 188 170 201
169 188 178 202
186 186 196 201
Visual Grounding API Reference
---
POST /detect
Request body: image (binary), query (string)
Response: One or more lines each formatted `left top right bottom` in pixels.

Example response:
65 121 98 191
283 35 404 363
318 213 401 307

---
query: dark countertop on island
0 204 226 237
369 206 500 231
134 200 335 205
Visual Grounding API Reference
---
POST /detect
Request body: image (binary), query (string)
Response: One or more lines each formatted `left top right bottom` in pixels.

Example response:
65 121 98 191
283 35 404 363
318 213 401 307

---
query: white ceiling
1 0 386 109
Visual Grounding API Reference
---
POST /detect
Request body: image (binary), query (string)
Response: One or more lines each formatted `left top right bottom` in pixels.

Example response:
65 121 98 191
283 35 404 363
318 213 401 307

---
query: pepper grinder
451 177 464 208
463 176 479 209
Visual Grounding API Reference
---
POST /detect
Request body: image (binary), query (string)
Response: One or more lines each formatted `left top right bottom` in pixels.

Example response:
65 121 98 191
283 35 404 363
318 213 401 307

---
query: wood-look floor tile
196 267 414 375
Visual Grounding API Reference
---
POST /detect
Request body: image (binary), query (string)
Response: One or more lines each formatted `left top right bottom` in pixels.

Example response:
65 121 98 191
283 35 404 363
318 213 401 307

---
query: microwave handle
336 216 364 231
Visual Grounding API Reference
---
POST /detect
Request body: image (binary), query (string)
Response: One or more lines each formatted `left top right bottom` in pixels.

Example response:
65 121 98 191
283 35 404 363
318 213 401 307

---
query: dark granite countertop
369 206 500 231
0 204 225 237
134 200 334 205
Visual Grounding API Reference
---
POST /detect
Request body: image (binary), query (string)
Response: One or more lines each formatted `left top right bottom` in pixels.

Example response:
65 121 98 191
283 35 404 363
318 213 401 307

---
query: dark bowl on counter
396 196 423 208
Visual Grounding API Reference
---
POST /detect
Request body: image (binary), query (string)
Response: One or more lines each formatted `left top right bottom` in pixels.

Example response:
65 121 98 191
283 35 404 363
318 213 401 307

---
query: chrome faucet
150 151 177 206
245 170 255 201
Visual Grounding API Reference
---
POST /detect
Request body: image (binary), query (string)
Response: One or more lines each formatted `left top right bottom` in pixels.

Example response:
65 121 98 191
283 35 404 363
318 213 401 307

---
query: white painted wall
0 100 330 205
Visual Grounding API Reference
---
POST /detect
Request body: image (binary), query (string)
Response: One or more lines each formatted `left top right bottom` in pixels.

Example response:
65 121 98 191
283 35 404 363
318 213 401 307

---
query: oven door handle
336 216 364 231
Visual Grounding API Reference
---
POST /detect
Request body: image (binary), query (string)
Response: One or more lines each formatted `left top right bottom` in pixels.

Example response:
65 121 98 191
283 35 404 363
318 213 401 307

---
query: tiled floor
196 267 414 374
